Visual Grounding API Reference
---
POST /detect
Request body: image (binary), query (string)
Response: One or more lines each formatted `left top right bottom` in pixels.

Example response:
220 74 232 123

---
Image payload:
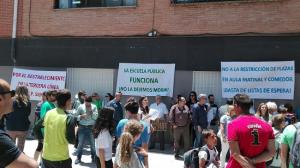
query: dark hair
278 104 288 114
208 94 214 99
42 91 47 97
187 91 197 104
202 129 215 140
138 96 149 115
85 96 93 102
106 93 114 101
124 101 139 115
56 90 71 108
226 98 233 105
233 94 252 114
46 90 57 98
284 103 293 113
93 107 115 138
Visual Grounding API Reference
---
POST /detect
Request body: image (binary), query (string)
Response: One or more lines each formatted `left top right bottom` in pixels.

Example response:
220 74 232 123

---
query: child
114 120 147 168
93 107 115 168
198 129 220 168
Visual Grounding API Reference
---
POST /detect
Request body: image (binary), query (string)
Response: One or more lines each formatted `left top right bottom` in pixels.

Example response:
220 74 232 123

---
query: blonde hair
119 120 143 165
15 86 30 105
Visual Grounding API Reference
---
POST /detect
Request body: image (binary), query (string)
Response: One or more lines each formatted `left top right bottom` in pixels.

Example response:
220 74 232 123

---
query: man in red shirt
226 94 275 168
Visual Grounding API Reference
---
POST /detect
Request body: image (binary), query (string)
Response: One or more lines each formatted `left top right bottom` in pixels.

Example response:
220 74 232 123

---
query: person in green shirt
281 122 299 168
42 89 72 168
92 92 103 111
40 90 57 119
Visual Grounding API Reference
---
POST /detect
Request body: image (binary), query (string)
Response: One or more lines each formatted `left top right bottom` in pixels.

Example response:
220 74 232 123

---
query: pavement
23 139 184 168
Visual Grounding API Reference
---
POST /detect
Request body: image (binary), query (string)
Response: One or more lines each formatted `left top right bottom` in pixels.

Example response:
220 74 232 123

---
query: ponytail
119 132 134 165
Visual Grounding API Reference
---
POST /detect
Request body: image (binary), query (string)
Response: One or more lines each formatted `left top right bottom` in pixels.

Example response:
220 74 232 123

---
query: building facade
0 0 300 106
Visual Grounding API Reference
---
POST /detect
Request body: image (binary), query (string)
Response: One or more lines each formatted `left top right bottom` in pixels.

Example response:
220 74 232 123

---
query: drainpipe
11 0 19 65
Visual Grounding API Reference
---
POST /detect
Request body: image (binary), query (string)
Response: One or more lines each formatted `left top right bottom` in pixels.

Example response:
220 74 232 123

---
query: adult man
115 101 149 168
218 98 233 118
192 94 208 148
169 97 190 159
149 95 168 150
107 92 123 125
227 94 275 168
75 96 98 164
281 121 300 168
42 89 74 168
0 79 38 168
72 90 86 111
207 94 219 129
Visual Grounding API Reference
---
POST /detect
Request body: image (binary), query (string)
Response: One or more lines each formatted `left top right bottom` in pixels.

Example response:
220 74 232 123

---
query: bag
183 148 199 168
64 111 78 144
33 117 44 140
289 122 300 168
183 146 216 168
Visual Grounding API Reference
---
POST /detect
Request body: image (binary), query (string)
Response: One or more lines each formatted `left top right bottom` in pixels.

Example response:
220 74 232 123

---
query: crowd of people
0 78 300 168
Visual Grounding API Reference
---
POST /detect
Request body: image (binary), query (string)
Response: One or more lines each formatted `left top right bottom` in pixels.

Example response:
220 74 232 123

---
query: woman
186 91 197 110
138 96 152 142
114 120 146 168
94 107 115 168
268 114 285 168
5 86 31 152
256 103 269 123
186 91 197 148
219 105 236 168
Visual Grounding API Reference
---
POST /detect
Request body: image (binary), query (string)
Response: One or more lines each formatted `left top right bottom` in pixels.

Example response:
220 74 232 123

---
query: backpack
183 146 217 168
290 122 300 168
64 111 77 144
33 117 44 140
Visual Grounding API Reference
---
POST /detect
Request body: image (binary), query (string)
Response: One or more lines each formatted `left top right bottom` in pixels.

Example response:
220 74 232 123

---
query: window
172 0 251 4
54 0 136 9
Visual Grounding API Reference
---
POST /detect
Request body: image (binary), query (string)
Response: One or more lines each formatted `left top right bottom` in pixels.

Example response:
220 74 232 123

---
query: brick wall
5 0 300 37
0 0 23 37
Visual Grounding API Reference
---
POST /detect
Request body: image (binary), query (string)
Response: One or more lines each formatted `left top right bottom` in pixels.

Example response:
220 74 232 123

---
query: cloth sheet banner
221 61 295 100
116 63 175 97
11 68 67 101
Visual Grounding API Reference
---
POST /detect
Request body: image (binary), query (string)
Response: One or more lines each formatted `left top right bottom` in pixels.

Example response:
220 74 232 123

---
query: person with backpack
281 121 300 168
267 114 285 168
41 89 73 168
226 94 275 168
183 129 219 168
198 129 220 168
0 79 38 168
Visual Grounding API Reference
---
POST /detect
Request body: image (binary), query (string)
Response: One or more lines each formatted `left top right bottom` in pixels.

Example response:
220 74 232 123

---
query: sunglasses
0 90 15 97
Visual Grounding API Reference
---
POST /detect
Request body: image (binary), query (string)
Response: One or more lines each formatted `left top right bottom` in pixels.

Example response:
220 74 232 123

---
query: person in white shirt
149 95 168 150
94 107 115 168
199 129 220 168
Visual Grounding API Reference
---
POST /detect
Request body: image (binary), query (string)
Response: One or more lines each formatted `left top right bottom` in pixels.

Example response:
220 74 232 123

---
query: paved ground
23 139 184 168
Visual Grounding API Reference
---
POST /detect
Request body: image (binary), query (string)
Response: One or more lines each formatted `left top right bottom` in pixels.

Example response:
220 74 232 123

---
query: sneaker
174 154 183 160
75 159 81 164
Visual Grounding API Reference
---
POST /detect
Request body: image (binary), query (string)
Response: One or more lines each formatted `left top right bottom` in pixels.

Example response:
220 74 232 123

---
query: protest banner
221 61 295 100
11 68 67 101
116 63 175 97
